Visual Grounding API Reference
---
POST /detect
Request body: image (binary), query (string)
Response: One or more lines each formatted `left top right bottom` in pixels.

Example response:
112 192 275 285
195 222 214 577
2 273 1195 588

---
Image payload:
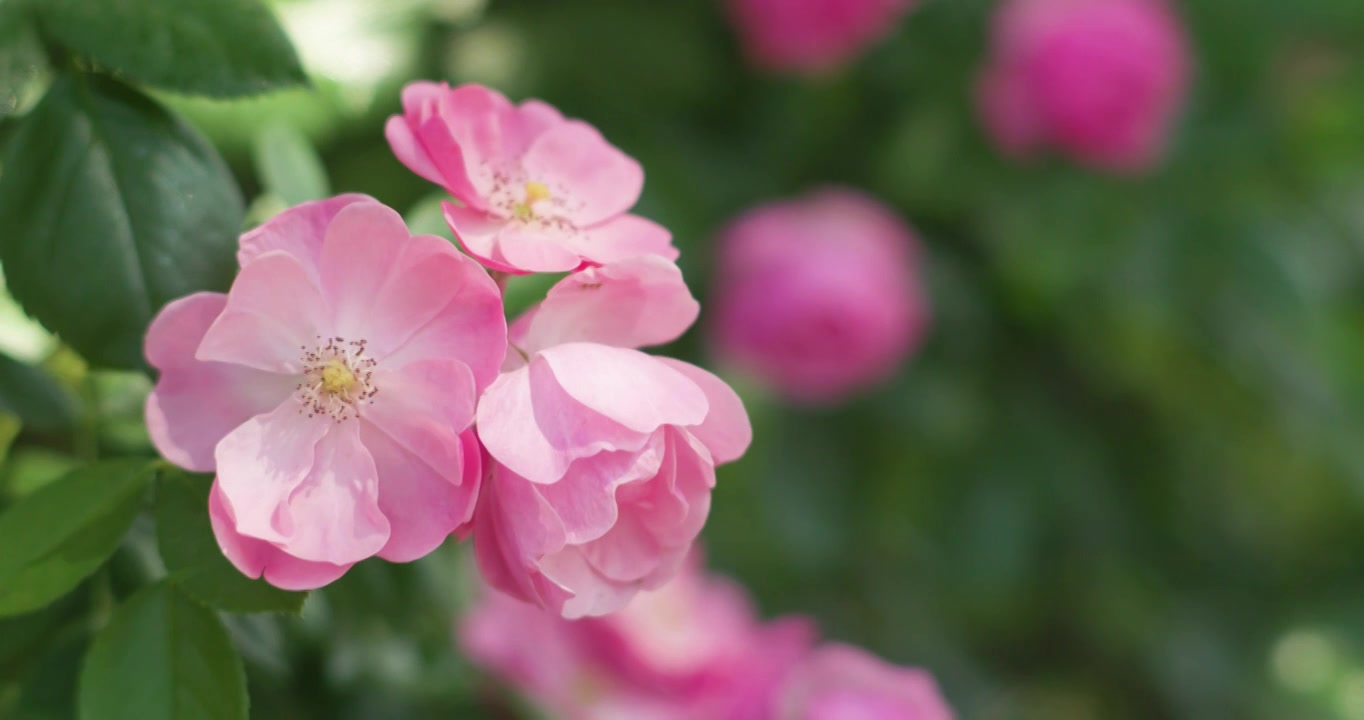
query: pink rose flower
977 0 1190 172
707 189 929 404
385 82 677 274
725 0 916 73
471 256 752 618
458 554 815 719
145 195 506 590
778 645 954 720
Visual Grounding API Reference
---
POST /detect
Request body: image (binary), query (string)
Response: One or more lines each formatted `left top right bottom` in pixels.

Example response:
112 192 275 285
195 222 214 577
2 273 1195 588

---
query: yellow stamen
524 181 551 204
320 358 357 395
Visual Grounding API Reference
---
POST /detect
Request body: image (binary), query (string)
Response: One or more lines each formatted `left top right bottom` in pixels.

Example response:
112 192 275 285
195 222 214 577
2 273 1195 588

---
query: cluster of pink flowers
145 84 748 619
460 552 954 719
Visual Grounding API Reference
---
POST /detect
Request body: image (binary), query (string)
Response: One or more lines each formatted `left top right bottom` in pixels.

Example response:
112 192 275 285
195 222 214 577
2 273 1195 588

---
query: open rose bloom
385 82 676 274
473 256 752 618
977 0 1190 172
709 189 929 404
778 645 954 720
145 195 505 589
725 0 917 73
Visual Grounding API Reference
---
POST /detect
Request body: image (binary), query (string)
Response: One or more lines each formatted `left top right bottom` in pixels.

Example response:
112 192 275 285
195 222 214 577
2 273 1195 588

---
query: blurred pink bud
977 0 1191 173
724 0 916 73
707 189 929 405
385 82 676 274
458 554 815 719
472 258 752 618
778 644 954 720
145 196 505 589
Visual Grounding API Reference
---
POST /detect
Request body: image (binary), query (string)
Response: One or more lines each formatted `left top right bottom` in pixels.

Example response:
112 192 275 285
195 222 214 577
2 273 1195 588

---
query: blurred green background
6 0 1364 718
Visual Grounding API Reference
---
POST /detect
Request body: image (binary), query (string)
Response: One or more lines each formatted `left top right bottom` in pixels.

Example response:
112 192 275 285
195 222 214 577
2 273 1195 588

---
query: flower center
296 336 377 422
512 180 552 221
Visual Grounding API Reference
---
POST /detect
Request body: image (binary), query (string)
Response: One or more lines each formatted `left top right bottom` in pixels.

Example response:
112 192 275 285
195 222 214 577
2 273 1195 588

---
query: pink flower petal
500 99 565 159
537 547 639 619
521 121 644 226
567 214 678 267
654 359 752 465
536 344 709 433
362 358 477 482
536 432 668 544
476 364 649 484
237 194 373 276
318 202 484 360
209 482 352 590
213 402 325 545
197 251 328 373
432 83 516 198
362 421 479 563
144 293 295 472
272 419 389 565
512 256 698 355
472 461 570 605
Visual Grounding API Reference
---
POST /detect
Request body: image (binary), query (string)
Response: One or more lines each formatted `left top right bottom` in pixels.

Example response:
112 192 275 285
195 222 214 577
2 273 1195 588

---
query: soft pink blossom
471 256 752 618
778 645 954 720
145 196 505 589
707 189 928 404
384 82 676 274
725 0 916 73
977 0 1190 172
458 555 814 719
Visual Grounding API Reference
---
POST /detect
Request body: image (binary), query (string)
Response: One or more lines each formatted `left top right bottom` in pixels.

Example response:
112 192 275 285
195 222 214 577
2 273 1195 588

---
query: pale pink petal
537 547 638 619
377 248 506 390
476 362 651 485
567 214 678 267
362 358 477 482
272 419 389 565
453 430 483 540
473 461 570 605
500 99 564 158
318 202 482 358
362 421 478 562
536 344 709 433
521 121 644 226
385 115 445 189
536 433 667 543
443 203 522 274
197 251 328 373
433 84 515 198
145 293 293 472
209 482 352 590
237 194 373 277
213 401 330 545
654 359 752 465
512 256 698 355
495 224 589 274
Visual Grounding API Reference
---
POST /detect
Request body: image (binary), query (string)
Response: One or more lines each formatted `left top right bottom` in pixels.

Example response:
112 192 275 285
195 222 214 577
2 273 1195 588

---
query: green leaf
78 582 247 720
0 73 243 370
0 352 80 434
156 470 307 615
0 1 47 119
34 0 306 98
252 122 329 207
0 459 153 616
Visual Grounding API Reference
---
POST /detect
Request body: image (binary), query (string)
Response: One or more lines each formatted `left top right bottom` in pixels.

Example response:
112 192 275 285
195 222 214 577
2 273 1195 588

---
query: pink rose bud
725 0 916 73
385 82 677 274
145 196 506 590
472 257 753 618
707 189 929 405
778 645 954 720
977 0 1190 172
458 554 815 719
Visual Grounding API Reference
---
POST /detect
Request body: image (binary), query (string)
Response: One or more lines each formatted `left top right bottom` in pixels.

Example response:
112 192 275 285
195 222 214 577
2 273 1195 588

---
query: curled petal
210 482 352 591
654 359 752 465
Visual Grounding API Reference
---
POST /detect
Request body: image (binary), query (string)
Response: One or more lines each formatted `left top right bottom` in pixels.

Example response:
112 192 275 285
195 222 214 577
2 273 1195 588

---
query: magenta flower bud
708 189 929 405
724 0 916 73
977 0 1190 173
